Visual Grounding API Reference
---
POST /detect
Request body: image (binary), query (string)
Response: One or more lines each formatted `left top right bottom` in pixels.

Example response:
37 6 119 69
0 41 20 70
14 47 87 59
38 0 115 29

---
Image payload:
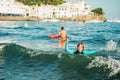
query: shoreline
0 16 40 21
0 15 106 22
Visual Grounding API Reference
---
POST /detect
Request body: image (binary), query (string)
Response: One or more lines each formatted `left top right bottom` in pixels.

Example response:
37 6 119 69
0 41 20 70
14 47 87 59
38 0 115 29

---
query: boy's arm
83 49 99 55
65 43 76 54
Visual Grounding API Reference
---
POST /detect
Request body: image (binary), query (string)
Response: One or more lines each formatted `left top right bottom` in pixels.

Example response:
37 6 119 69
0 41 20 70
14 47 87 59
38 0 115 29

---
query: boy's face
78 44 84 51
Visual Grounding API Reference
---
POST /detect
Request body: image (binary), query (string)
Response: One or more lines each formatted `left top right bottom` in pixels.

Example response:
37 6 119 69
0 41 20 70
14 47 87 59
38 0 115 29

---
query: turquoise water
0 21 120 80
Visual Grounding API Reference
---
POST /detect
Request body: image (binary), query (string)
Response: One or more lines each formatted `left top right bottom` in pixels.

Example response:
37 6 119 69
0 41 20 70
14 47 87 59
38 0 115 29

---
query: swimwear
59 37 67 47
74 50 84 54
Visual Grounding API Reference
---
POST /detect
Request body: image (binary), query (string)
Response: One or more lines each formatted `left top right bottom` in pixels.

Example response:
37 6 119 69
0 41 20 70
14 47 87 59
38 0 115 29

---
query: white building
0 0 28 17
0 0 91 19
29 0 91 19
28 5 39 17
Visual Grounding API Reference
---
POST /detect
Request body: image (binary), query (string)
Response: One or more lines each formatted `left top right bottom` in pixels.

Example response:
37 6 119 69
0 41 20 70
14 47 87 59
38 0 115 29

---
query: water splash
87 56 120 76
106 40 117 51
0 45 6 53
58 53 62 58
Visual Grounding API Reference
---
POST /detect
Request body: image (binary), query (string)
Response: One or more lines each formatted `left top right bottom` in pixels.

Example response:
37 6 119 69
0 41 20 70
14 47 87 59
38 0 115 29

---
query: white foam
58 53 62 58
0 38 13 43
0 45 5 51
0 21 20 28
26 50 42 57
106 40 117 51
87 56 120 76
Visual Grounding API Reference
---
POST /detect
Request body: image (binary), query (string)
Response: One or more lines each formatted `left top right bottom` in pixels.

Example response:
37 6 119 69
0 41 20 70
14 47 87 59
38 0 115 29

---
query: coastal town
0 0 106 22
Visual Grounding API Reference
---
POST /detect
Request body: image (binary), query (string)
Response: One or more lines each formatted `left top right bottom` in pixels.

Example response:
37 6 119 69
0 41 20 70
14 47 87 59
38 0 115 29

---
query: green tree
91 8 104 15
15 0 65 5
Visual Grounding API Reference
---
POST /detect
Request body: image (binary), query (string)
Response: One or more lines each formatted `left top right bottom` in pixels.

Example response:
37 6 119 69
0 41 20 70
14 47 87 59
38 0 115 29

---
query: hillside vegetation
91 8 104 15
15 0 65 5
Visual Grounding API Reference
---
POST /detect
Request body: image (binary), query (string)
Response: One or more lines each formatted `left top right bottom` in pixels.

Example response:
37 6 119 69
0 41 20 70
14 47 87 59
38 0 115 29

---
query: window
59 8 61 10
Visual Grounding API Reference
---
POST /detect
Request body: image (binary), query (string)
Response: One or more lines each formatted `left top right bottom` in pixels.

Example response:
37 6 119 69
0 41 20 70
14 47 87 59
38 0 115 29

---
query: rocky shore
0 16 41 21
59 15 106 22
0 15 106 22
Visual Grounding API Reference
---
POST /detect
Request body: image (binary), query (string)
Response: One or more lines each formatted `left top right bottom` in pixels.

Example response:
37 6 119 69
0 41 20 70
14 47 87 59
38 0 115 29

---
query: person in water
58 27 68 48
65 41 101 55
75 42 84 54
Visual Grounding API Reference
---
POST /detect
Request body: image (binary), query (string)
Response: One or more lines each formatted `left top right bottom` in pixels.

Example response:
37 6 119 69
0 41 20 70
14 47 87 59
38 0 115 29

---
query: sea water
0 21 120 80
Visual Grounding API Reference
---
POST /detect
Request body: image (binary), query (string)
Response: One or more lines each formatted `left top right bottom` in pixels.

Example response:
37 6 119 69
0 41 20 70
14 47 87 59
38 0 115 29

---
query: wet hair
77 42 84 48
61 27 64 30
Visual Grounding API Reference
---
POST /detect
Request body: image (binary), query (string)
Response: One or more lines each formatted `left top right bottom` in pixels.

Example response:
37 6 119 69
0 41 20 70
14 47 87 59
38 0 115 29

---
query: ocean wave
87 56 120 76
0 42 120 79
